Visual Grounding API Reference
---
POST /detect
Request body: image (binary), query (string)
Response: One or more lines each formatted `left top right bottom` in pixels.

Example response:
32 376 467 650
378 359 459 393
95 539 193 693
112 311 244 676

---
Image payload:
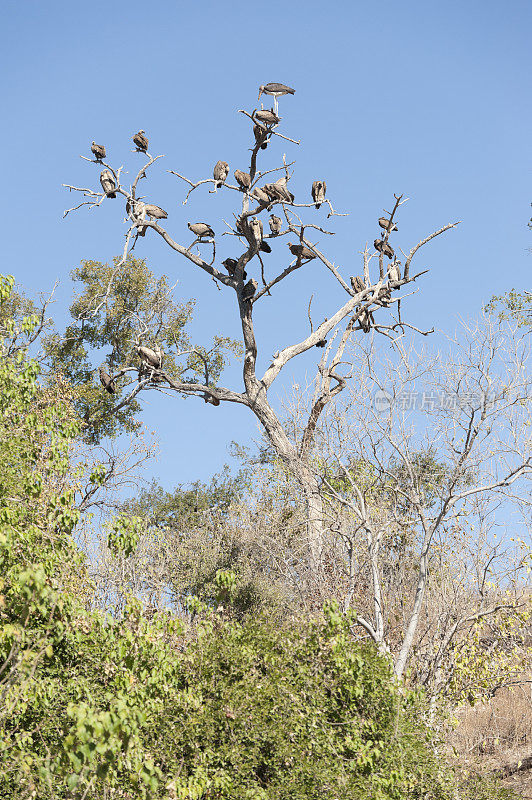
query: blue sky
2 0 530 489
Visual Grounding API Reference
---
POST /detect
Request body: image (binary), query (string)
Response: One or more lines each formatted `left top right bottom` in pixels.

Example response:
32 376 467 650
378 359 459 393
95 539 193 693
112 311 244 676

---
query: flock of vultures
93 83 401 398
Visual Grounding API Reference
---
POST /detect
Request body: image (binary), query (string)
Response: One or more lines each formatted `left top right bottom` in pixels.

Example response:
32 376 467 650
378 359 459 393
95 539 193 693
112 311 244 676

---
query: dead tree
63 87 458 586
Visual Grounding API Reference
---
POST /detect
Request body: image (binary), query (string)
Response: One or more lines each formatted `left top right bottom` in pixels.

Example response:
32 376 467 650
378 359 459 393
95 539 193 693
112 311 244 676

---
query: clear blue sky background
2 0 530 490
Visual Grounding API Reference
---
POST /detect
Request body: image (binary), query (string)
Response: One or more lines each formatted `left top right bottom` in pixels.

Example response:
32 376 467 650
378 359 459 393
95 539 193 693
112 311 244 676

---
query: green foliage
485 288 532 327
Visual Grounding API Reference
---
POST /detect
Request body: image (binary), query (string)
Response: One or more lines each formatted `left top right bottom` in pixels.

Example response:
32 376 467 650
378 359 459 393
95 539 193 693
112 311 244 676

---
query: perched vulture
153 344 164 366
234 169 252 191
350 275 365 294
133 130 148 152
253 124 268 150
100 170 117 199
378 216 398 232
242 278 258 301
144 204 168 221
251 186 270 205
91 141 106 161
203 393 220 406
249 217 263 247
311 180 327 209
188 222 215 238
260 241 272 254
99 366 116 394
222 258 247 280
374 239 395 259
254 109 280 126
258 83 296 100
357 306 374 333
264 178 294 203
213 160 229 188
388 260 401 282
288 242 316 260
269 214 282 235
136 345 161 368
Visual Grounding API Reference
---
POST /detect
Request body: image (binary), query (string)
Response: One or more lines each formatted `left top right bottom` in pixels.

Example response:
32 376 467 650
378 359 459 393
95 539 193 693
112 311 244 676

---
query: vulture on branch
203 393 220 406
269 214 282 235
374 239 395 259
133 130 148 152
188 222 215 239
222 258 247 280
136 345 161 368
378 216 398 232
350 275 365 294
264 178 294 203
259 241 272 253
99 366 116 394
242 278 258 301
258 83 295 101
234 170 252 191
251 186 270 205
249 217 263 248
357 306 374 333
288 242 316 261
388 260 401 282
100 170 117 198
311 180 327 209
91 141 106 161
213 160 229 188
254 109 280 126
253 124 269 150
144 204 168 221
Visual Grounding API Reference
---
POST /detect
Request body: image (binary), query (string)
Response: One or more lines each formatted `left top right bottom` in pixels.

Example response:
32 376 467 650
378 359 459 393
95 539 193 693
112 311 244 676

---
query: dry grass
451 683 532 798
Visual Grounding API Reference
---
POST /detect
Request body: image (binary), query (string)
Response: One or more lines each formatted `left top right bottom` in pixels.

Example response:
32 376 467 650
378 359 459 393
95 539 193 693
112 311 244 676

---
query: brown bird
91 141 106 161
222 258 247 280
188 222 215 239
350 275 365 294
100 170 117 198
249 217 263 248
136 345 161 368
133 130 148 152
258 82 295 101
254 109 280 125
144 204 168 221
234 170 251 191
378 217 398 232
311 180 326 209
357 306 374 333
259 241 272 254
288 242 316 260
251 186 270 205
388 261 401 282
253 124 269 150
99 366 116 394
203 393 220 406
269 214 282 235
264 177 294 203
374 239 395 259
213 160 229 188
127 200 149 236
242 278 258 301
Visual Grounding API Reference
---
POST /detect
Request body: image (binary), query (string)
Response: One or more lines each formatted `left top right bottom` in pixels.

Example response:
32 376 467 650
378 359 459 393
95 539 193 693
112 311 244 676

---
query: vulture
242 278 258 301
99 366 116 394
188 222 215 239
222 258 247 280
234 169 252 191
350 275 365 294
136 345 161 368
357 306 374 333
374 239 395 260
100 170 117 198
264 178 294 203
311 180 327 209
251 186 270 205
388 260 401 282
258 83 296 101
378 216 398 232
269 214 282 235
133 130 148 152
288 242 316 260
213 160 229 188
249 217 263 247
254 109 280 126
260 240 272 254
91 141 106 161
203 393 220 406
253 124 268 150
144 204 168 221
